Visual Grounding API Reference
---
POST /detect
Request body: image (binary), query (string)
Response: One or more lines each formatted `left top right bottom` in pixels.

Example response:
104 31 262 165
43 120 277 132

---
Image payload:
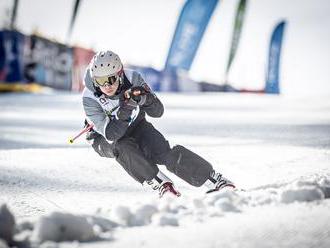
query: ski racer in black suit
82 50 235 197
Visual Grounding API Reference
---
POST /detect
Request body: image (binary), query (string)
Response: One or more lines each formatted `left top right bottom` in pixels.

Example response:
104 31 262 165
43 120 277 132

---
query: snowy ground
0 91 330 247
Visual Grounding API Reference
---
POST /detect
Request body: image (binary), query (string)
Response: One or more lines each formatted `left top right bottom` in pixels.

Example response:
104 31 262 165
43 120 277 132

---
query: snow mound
85 215 118 233
0 204 15 244
104 174 330 228
281 187 324 203
0 240 9 248
32 212 96 242
4 174 330 245
205 190 243 212
280 176 330 203
151 213 179 226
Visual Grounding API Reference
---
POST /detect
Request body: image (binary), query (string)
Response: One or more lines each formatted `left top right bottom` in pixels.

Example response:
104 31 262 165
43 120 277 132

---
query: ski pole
68 123 94 144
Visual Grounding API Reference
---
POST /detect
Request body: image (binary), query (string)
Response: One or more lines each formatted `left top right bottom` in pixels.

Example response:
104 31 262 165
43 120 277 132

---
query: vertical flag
10 0 19 30
224 0 248 83
265 21 286 94
66 0 81 43
164 0 219 71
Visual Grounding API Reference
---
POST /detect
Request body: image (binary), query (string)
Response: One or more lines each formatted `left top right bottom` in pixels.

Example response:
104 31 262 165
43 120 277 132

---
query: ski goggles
93 75 120 87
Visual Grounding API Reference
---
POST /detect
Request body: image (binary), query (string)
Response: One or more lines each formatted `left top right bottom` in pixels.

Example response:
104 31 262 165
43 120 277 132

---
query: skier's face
99 80 119 96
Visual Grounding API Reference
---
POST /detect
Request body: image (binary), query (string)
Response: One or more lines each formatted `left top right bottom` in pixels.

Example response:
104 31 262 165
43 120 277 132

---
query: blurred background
0 0 329 96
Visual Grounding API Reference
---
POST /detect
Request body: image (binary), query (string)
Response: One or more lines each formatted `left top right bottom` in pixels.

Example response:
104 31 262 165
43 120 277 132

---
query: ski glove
125 85 151 106
86 128 99 142
86 129 115 158
116 94 138 121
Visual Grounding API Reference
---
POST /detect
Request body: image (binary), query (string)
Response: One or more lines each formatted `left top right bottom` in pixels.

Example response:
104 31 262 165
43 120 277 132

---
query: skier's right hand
116 93 138 121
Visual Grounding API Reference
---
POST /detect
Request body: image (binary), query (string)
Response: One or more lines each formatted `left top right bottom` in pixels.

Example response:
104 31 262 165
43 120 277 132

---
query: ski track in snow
1 92 330 247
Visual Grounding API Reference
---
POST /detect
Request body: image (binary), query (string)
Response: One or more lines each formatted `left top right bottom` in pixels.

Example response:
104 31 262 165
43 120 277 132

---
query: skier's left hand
124 85 150 105
117 93 138 121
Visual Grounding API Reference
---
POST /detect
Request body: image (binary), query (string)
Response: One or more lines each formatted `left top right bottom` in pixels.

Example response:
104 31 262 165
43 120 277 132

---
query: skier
82 50 235 197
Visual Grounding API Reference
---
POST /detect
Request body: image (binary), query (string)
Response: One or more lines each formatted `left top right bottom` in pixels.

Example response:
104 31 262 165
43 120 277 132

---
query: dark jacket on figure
82 68 163 142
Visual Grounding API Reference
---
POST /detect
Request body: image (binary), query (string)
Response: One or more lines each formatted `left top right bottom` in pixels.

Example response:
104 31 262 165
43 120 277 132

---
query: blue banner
265 21 286 94
0 30 25 82
164 0 219 71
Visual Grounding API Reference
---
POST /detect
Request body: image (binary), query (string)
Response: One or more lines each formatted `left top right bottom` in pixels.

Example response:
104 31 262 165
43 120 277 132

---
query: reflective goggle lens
94 75 119 86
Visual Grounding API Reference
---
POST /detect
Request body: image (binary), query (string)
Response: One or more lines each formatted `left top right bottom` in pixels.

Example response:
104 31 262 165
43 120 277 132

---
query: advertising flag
164 0 219 71
224 0 248 81
265 21 286 94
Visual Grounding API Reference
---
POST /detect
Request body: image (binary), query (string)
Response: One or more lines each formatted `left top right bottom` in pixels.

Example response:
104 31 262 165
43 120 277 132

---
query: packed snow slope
0 92 330 247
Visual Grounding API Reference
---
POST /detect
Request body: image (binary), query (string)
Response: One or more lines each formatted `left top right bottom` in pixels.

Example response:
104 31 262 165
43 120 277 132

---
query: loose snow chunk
111 205 134 226
214 198 241 212
151 213 179 226
133 204 158 226
86 215 119 232
280 176 330 203
280 187 325 203
38 241 58 248
318 177 330 198
110 204 159 227
0 239 9 248
192 198 205 209
33 212 96 242
205 189 243 212
0 204 15 244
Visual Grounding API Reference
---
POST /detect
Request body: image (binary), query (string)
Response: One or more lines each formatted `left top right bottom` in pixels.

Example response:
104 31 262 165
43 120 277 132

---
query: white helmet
90 50 123 86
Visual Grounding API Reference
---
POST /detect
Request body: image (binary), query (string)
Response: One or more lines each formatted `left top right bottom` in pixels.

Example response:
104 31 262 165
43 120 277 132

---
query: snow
32 212 96 243
0 240 8 248
0 204 15 243
1 92 330 247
